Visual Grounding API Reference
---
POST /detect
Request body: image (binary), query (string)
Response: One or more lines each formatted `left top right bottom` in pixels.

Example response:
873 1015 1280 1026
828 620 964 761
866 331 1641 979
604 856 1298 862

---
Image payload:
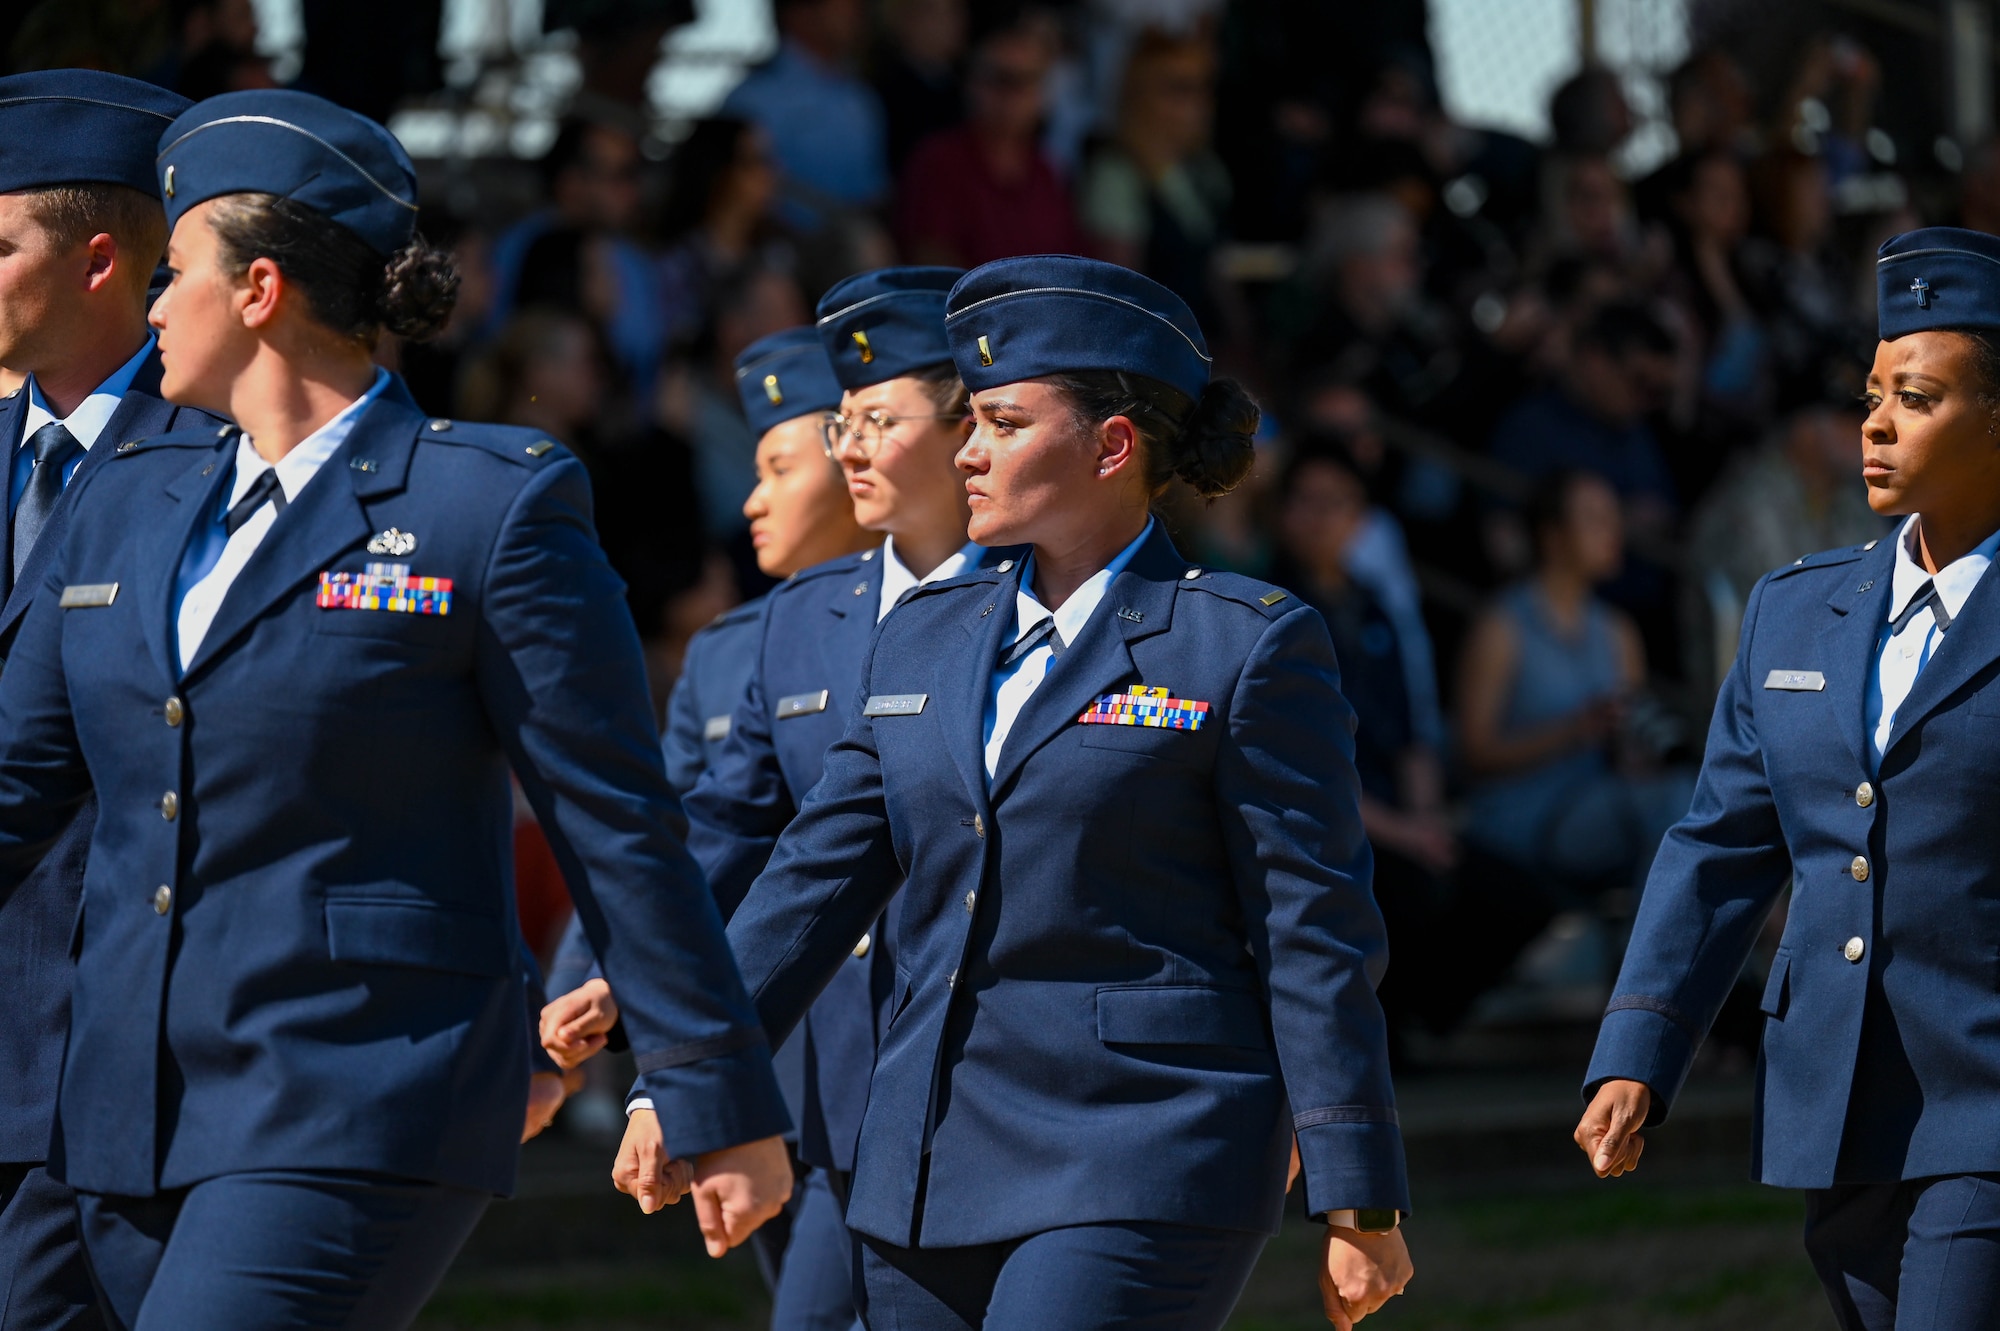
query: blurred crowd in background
6 0 1976 1067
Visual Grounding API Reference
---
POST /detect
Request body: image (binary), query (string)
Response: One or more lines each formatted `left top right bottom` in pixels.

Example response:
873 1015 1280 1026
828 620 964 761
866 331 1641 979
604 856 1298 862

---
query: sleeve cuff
632 1044 792 1158
1583 1002 1699 1125
1296 1116 1412 1217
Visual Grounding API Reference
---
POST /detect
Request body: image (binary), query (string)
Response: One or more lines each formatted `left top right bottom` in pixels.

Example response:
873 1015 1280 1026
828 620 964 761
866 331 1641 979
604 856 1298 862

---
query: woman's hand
612 1107 693 1213
540 977 619 1069
1321 1224 1413 1327
1575 1078 1652 1177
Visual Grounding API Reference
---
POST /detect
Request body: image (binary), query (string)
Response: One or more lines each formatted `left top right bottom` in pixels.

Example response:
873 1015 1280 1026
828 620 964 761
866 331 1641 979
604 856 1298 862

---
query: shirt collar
230 368 390 506
878 535 983 622
22 336 155 451
1886 513 2000 625
1011 516 1156 648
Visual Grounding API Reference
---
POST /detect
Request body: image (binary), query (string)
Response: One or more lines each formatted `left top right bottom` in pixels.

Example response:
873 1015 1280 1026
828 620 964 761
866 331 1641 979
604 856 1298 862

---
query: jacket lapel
818 547 880 694
1817 541 1896 773
987 525 1181 799
178 384 420 682
1885 548 2000 759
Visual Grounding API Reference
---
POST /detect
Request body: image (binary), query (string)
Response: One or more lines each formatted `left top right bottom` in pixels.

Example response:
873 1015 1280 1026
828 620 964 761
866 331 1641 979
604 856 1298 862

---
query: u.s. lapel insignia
1078 686 1209 730
367 528 417 557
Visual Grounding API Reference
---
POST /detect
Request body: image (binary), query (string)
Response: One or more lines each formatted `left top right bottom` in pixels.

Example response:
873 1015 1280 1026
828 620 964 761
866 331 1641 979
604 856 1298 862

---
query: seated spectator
1079 27 1230 330
1663 148 1769 434
484 118 668 416
895 11 1084 267
1270 444 1546 1050
657 117 789 352
722 0 887 219
1457 471 1694 892
873 0 967 175
1488 300 1679 535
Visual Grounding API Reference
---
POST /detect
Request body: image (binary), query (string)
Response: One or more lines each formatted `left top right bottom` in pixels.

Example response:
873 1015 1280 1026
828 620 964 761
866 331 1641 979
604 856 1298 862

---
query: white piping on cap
156 114 418 213
945 286 1212 364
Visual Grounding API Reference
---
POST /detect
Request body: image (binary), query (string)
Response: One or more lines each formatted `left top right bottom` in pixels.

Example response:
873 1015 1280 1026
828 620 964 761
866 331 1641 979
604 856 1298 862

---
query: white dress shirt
983 517 1154 780
877 535 982 623
174 370 389 670
14 336 154 508
1864 513 2000 766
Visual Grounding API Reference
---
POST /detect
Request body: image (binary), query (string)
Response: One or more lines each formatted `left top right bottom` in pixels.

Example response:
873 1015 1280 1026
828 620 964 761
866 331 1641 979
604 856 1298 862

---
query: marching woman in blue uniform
0 90 792 1329
628 255 1415 1330
540 326 866 1291
634 266 994 1331
1578 227 2000 1329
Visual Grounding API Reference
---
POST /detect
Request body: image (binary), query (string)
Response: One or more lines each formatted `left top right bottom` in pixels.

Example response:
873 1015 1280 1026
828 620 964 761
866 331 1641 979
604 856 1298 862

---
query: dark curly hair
1043 370 1260 498
206 193 458 345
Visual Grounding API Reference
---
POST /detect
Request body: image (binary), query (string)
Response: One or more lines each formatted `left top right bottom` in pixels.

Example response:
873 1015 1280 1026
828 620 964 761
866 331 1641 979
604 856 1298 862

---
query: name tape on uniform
1764 670 1826 692
702 715 731 742
317 562 452 616
1079 686 1209 730
59 582 119 609
776 690 830 719
864 693 928 717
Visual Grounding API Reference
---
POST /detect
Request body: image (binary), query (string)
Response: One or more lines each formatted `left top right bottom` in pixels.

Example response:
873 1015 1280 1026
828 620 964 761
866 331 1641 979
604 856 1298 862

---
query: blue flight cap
0 71 190 196
945 255 1213 402
1877 227 2000 340
736 327 845 436
815 266 962 390
156 90 419 256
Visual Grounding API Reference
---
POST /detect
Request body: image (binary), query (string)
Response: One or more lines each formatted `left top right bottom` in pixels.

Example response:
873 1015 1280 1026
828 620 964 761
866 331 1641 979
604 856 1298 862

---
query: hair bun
1171 379 1259 498
378 236 459 341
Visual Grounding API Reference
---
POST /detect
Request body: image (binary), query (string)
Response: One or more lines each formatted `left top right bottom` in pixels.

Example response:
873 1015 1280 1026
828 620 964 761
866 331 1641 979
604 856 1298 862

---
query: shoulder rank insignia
367 527 417 557
317 562 452 616
1078 686 1208 731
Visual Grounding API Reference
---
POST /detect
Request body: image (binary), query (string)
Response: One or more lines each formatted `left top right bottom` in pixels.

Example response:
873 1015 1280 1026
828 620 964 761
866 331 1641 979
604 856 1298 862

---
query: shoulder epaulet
415 417 567 468
700 596 766 633
1769 539 1877 580
780 546 880 593
1176 566 1300 618
109 422 237 457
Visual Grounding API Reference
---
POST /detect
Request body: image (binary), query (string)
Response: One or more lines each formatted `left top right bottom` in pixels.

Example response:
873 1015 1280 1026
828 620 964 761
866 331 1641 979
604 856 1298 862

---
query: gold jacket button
1850 855 1869 882
964 890 976 913
1844 936 1866 963
152 885 172 915
851 934 871 959
163 697 184 727
1855 782 1874 808
160 792 179 821
972 814 985 838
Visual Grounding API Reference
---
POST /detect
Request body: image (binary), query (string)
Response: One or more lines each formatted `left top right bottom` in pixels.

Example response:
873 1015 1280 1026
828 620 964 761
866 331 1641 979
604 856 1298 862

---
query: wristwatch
1325 1208 1402 1234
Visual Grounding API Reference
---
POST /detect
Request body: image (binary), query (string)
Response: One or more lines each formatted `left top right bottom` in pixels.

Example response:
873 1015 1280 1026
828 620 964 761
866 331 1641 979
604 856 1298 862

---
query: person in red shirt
895 14 1084 267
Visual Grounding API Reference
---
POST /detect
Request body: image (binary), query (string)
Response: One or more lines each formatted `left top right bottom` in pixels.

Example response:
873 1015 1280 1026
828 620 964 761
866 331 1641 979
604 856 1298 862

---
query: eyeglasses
821 409 966 460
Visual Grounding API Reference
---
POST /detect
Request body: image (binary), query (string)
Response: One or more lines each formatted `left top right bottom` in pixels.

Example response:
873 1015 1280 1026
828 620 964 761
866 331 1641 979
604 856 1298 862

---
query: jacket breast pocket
1077 723 1209 768
324 898 511 978
1096 985 1270 1049
312 608 455 649
1760 948 1791 1020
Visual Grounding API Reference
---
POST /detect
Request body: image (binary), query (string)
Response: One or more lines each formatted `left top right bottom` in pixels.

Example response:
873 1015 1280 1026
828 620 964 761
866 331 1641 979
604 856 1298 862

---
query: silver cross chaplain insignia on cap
1912 277 1932 307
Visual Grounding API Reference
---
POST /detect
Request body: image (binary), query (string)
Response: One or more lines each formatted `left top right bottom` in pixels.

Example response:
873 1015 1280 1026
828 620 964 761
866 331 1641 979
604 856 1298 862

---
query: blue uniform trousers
1804 1174 2000 1331
772 1167 860 1331
856 1221 1265 1331
76 1171 488 1331
0 1162 103 1330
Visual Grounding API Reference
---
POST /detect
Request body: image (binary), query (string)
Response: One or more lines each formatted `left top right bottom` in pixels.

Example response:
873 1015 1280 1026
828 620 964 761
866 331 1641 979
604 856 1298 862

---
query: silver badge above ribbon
367 527 417 557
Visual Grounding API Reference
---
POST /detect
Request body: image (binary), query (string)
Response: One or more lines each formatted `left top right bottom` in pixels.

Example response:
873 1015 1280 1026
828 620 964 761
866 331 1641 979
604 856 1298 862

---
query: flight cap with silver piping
156 90 419 256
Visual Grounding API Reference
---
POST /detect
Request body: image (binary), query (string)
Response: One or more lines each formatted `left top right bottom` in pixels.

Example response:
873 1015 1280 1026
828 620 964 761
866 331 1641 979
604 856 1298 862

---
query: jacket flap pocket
1759 949 1791 1018
324 899 510 977
1096 985 1269 1048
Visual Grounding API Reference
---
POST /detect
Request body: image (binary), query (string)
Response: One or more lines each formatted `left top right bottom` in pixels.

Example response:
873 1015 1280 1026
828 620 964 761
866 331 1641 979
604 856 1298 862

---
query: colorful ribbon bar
317 561 453 616
1078 686 1209 731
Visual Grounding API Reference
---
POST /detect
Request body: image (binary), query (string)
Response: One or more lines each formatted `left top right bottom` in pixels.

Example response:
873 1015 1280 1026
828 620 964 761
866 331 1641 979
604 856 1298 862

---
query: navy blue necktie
1889 580 1952 638
13 422 80 581
224 468 286 536
999 616 1065 668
